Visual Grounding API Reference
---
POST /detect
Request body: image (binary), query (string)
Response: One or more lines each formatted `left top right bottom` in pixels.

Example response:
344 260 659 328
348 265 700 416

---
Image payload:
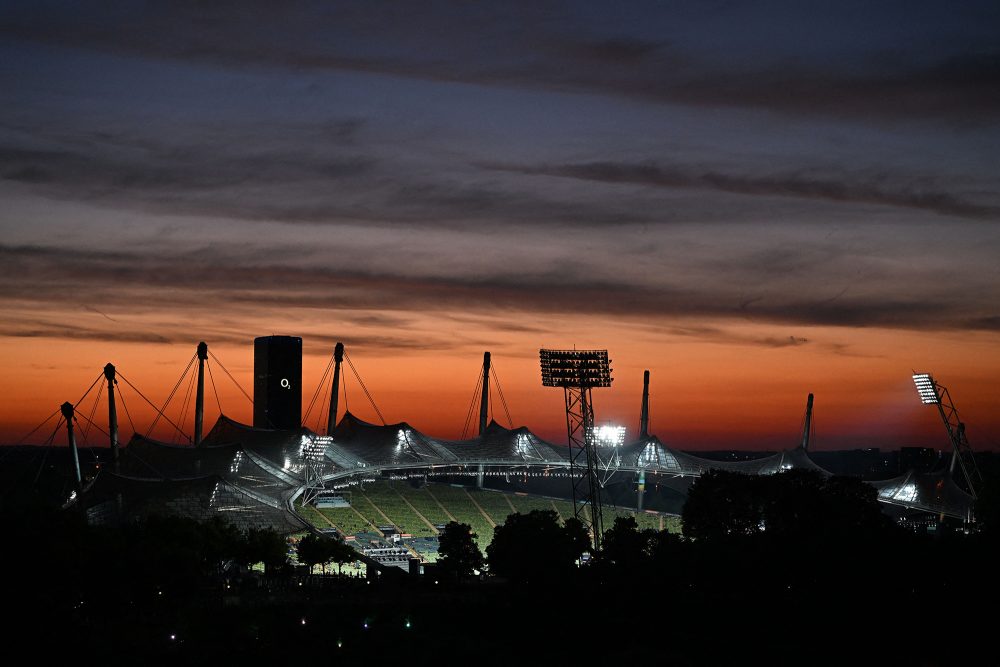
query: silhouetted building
253 335 302 429
899 447 937 474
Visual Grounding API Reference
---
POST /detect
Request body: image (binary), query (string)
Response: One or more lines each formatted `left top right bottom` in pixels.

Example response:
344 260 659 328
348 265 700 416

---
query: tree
683 468 894 543
328 538 359 575
600 515 659 570
486 510 589 582
563 517 591 560
297 532 327 573
682 469 765 540
437 521 484 579
297 532 358 574
239 528 289 573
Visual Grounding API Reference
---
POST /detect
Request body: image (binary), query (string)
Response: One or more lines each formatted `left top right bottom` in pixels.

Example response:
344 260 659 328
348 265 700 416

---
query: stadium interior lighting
300 434 330 462
912 373 940 405
589 424 626 447
539 349 613 387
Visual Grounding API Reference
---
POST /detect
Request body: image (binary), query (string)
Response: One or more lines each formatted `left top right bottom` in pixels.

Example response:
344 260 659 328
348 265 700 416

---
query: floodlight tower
540 349 613 550
912 373 982 498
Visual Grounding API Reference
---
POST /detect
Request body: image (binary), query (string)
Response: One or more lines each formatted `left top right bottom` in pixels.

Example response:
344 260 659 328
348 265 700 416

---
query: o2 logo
280 378 291 389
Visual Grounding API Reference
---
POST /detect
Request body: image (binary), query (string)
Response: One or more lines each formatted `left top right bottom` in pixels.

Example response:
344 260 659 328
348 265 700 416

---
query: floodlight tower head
912 373 941 405
539 349 613 388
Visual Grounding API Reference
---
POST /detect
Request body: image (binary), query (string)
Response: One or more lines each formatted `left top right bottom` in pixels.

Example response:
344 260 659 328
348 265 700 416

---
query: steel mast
912 373 982 498
540 349 613 551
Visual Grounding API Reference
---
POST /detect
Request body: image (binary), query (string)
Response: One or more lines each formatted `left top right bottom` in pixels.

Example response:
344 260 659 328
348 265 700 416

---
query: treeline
3 469 997 663
438 469 998 596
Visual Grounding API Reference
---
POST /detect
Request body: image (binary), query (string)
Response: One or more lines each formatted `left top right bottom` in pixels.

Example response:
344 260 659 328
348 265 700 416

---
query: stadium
68 336 977 572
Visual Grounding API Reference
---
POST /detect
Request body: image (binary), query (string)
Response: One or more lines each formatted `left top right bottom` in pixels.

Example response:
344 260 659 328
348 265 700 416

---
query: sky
2 1 999 451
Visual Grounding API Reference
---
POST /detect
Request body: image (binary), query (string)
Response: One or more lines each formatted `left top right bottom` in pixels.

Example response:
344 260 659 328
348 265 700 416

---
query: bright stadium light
300 434 328 462
588 424 626 447
912 373 940 405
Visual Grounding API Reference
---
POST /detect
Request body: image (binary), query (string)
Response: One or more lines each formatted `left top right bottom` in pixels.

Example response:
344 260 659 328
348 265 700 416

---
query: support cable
118 383 137 436
490 365 513 427
81 381 105 445
208 351 253 406
73 372 104 409
111 386 167 478
75 411 111 443
316 367 331 433
461 370 484 440
304 352 336 429
206 360 223 413
31 416 65 486
344 353 385 425
12 407 61 446
118 371 190 442
107 392 167 477
174 363 197 445
145 354 196 437
341 367 349 416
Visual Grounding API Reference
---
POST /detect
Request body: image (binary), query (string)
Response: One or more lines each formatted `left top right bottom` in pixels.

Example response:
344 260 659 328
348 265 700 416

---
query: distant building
253 335 302 430
899 447 937 474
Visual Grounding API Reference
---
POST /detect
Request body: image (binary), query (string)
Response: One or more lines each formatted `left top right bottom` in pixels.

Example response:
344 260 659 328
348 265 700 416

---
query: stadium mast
639 370 650 439
104 363 120 472
912 373 982 498
540 349 613 551
326 342 344 436
800 393 814 451
194 341 208 446
60 401 83 492
479 352 491 435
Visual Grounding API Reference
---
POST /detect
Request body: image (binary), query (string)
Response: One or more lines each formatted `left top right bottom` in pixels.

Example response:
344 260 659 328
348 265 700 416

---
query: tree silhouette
296 532 327 573
683 469 765 540
437 521 484 579
240 528 289 573
328 538 359 574
683 468 894 542
600 515 659 569
486 510 589 582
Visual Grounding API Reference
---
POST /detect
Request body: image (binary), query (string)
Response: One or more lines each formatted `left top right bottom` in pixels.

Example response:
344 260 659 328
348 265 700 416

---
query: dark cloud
2 2 997 123
649 324 814 349
1 243 997 341
963 316 1000 331
0 134 650 227
485 161 1000 221
0 322 173 345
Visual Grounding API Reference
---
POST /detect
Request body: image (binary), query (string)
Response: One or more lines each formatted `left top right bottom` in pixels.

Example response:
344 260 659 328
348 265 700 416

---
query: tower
540 348 613 551
253 336 302 430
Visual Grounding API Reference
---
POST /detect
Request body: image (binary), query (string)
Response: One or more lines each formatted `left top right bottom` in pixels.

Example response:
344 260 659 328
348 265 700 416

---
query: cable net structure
55 356 980 534
73 405 978 532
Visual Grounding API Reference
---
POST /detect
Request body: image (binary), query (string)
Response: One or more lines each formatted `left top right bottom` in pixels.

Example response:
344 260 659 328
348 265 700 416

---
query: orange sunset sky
2 3 999 451
4 313 998 452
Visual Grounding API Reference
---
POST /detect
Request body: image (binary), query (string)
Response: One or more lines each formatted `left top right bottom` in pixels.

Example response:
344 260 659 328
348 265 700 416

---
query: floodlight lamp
300 435 329 462
912 373 940 405
589 424 626 447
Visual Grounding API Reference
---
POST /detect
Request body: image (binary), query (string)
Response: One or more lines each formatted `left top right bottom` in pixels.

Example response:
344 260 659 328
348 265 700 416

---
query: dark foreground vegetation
3 468 997 665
